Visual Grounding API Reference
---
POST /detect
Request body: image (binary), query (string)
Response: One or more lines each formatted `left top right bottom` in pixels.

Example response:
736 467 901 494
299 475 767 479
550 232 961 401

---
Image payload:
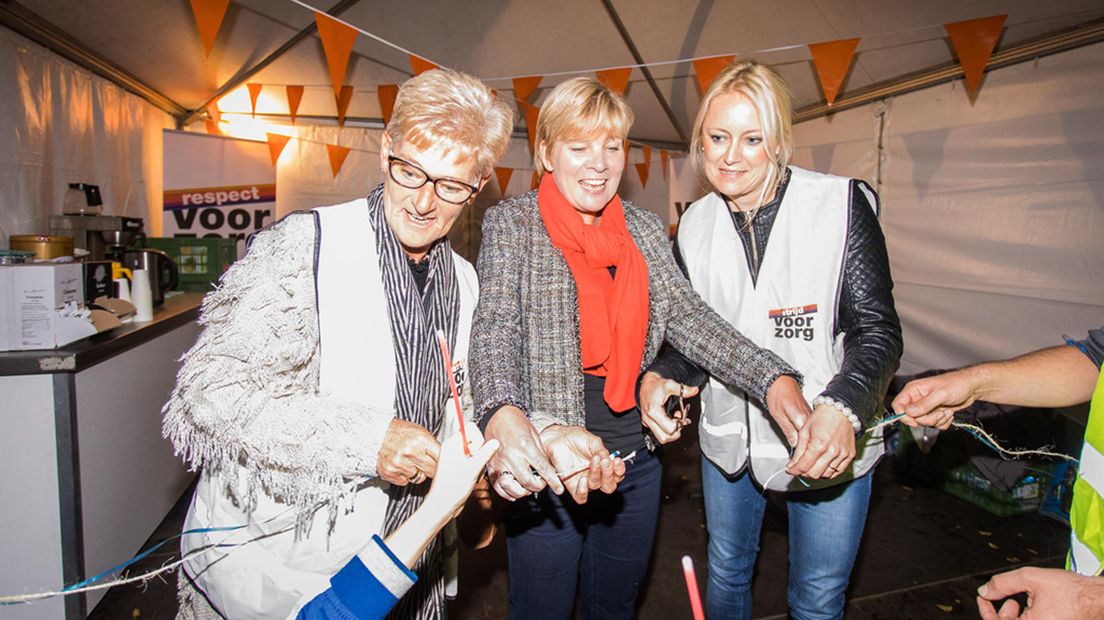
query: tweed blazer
470 190 797 432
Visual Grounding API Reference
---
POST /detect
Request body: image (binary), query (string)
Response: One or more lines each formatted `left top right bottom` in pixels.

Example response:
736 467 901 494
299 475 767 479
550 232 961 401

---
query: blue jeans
701 458 873 620
503 449 662 620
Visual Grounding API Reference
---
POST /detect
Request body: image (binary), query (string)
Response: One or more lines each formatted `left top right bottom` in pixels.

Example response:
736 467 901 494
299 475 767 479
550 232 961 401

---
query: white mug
131 269 154 322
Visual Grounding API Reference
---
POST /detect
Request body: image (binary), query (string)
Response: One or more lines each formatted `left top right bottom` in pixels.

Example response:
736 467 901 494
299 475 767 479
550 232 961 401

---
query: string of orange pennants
190 0 1007 186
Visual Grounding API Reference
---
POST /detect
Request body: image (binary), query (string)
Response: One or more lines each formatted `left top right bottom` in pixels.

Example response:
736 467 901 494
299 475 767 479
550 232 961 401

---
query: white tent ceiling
7 0 1104 146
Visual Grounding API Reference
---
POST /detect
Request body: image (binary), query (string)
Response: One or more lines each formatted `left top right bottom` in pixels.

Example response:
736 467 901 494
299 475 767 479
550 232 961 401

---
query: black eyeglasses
387 153 480 205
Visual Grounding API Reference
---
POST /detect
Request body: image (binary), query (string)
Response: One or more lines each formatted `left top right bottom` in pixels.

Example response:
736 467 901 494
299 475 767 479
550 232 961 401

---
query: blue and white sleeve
295 535 418 620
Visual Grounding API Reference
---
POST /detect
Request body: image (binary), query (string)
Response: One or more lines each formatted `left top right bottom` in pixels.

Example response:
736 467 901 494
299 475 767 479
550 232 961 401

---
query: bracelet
812 395 862 433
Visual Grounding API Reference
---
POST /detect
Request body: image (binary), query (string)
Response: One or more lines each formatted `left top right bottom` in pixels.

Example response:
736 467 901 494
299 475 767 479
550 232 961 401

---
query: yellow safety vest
1068 366 1104 575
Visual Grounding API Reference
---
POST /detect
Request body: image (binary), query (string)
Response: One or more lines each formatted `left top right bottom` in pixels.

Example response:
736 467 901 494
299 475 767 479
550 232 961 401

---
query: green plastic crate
144 236 238 292
895 428 1053 517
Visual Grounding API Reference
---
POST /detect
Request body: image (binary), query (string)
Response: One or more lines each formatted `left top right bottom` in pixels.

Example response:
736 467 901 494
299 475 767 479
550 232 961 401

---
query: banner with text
163 130 275 257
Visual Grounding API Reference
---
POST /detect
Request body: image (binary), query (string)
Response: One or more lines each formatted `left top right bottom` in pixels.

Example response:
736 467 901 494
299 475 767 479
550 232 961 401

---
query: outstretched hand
422 423 499 520
638 371 699 444
539 424 625 504
891 368 979 431
976 567 1104 619
483 405 564 500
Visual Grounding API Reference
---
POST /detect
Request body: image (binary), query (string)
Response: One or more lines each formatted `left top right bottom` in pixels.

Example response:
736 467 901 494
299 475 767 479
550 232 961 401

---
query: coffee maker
50 214 146 260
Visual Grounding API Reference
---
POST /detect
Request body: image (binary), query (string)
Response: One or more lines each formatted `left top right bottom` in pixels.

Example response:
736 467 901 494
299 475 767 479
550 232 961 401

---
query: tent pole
600 0 690 149
180 0 364 127
794 18 1104 123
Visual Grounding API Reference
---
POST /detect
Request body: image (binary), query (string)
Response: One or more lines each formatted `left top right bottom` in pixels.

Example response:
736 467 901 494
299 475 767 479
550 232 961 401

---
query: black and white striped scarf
367 185 459 620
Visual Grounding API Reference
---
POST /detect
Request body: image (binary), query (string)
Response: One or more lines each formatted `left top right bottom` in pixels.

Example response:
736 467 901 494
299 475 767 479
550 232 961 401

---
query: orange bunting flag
206 102 221 124
410 55 439 75
808 37 860 106
286 85 304 123
327 144 351 178
635 162 649 188
336 85 354 126
315 12 358 99
247 83 263 117
513 76 543 103
190 0 230 57
596 67 632 94
205 119 221 136
266 133 291 166
495 167 514 194
692 55 735 94
531 171 540 190
377 84 398 125
944 14 1007 95
520 101 540 155
660 149 669 179
643 145 652 167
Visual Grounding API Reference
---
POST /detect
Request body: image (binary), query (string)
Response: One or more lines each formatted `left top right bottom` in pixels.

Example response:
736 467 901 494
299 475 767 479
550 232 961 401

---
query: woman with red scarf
469 77 809 619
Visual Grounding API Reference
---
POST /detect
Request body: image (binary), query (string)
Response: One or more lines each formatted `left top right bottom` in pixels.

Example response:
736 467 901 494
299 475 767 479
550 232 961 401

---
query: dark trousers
503 449 662 619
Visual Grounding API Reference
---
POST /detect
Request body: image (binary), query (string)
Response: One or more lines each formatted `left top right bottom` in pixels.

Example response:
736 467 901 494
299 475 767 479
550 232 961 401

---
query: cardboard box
0 263 102 350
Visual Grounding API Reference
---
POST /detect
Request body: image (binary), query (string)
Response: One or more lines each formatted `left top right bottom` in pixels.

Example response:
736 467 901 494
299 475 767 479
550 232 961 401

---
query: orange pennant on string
531 171 540 190
635 162 649 188
512 76 543 103
410 55 439 75
660 149 669 179
520 101 540 155
494 167 514 194
808 37 860 106
944 15 1007 95
327 144 351 178
266 133 291 166
692 55 735 94
286 85 304 123
315 12 358 99
377 84 398 125
189 0 230 57
336 85 354 126
247 83 263 117
642 145 652 167
205 119 221 136
596 68 632 94
206 102 221 124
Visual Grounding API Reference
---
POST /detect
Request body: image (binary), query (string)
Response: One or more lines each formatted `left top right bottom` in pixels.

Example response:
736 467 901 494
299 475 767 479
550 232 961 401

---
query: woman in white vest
646 60 902 620
163 68 514 620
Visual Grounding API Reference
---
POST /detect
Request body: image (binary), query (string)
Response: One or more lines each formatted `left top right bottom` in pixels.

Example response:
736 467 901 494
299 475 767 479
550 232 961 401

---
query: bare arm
892 344 1098 429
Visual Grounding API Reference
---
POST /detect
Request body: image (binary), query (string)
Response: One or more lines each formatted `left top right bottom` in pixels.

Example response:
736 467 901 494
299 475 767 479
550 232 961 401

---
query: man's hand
977 567 1104 619
765 375 810 446
483 405 564 500
891 368 979 431
638 371 699 444
787 405 857 479
539 424 626 504
377 418 441 486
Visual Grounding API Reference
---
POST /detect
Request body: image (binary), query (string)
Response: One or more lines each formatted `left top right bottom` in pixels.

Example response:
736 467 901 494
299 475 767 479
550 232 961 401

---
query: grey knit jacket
469 190 798 433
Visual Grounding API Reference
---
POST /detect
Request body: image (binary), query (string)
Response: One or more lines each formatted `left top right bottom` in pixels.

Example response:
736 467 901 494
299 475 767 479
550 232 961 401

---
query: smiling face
540 134 625 224
378 132 484 261
700 92 774 211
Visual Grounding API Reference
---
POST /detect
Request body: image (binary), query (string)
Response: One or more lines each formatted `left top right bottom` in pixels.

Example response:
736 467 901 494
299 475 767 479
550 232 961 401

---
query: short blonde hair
534 77 634 176
388 68 514 178
690 60 794 203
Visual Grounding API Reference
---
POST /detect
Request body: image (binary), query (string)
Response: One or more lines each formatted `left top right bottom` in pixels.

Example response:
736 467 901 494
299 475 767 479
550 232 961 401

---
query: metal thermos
121 249 179 306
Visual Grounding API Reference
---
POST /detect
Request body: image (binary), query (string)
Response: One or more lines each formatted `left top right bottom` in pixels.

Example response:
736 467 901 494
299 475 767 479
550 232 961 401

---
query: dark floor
87 424 1069 619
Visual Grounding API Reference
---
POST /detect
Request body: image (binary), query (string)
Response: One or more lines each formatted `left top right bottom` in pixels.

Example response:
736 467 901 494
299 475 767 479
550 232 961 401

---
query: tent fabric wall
792 42 1104 375
0 29 172 244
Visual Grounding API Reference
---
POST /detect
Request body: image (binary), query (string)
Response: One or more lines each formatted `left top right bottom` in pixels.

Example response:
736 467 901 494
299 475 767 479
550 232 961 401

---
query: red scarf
538 174 650 412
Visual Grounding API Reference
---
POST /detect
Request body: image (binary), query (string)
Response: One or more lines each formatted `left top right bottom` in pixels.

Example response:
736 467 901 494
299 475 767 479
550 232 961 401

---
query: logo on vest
769 304 817 341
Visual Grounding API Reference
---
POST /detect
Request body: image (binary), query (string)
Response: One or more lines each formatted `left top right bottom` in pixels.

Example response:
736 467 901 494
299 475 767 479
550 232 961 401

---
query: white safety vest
1068 367 1104 576
678 166 884 491
182 199 478 618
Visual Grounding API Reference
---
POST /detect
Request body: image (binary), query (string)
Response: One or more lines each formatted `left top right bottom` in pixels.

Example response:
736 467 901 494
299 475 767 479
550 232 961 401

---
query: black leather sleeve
820 181 903 425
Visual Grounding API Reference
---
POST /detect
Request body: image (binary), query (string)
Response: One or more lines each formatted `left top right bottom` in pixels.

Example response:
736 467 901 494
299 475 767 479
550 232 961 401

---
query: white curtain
792 42 1104 374
0 28 172 245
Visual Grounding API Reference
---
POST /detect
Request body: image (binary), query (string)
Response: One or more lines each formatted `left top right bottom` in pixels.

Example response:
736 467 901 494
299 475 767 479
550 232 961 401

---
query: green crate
144 236 238 292
895 428 1053 517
